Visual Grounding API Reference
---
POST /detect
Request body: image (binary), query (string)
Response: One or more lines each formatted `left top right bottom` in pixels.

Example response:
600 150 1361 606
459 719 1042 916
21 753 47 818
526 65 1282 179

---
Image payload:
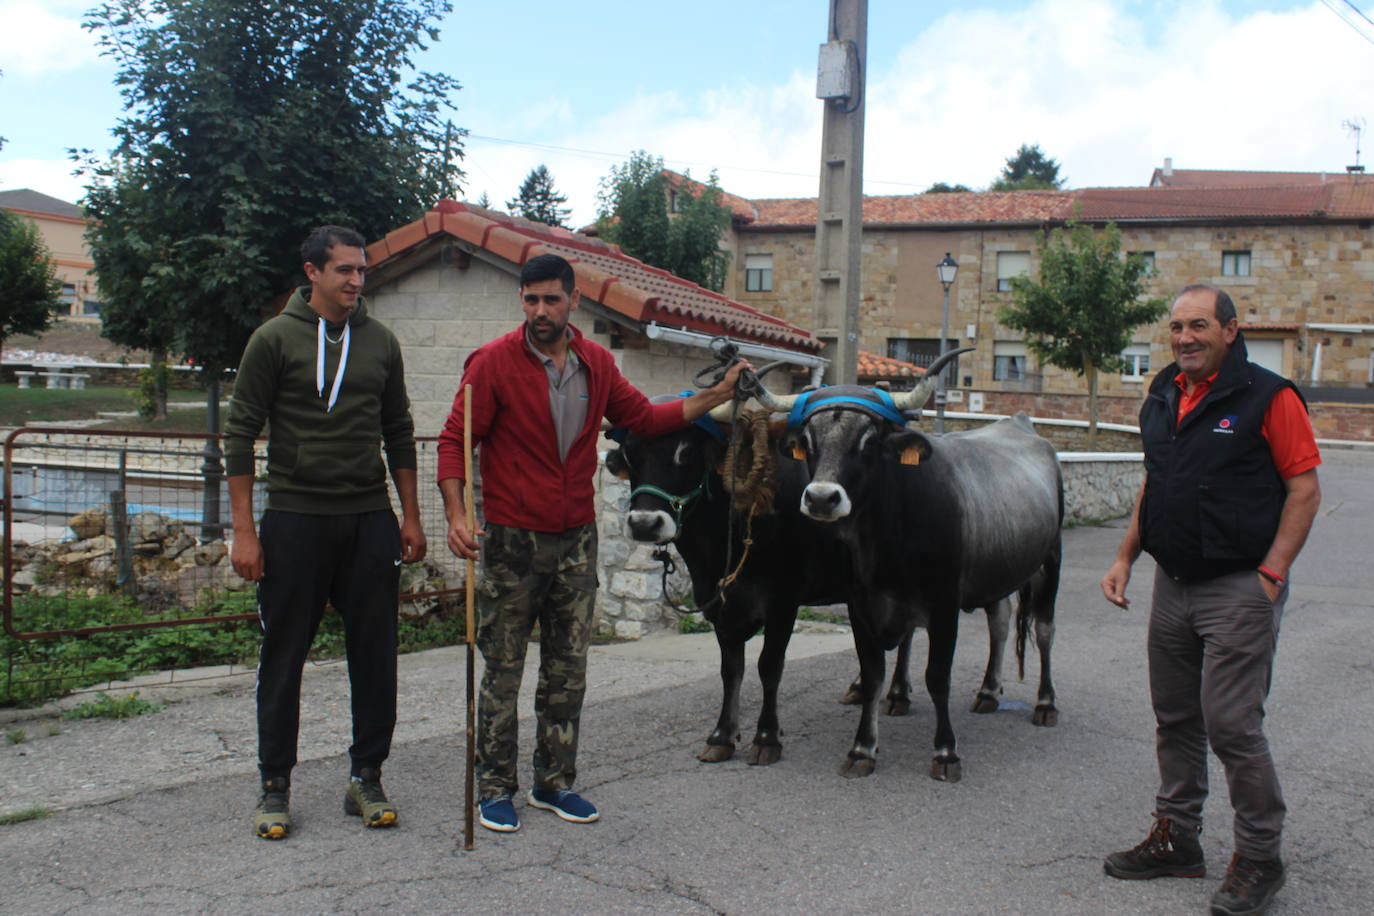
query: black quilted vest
1138 336 1302 582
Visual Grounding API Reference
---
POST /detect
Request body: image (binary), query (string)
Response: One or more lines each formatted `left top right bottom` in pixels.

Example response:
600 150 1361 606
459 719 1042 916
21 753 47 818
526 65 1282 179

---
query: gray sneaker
343 767 398 828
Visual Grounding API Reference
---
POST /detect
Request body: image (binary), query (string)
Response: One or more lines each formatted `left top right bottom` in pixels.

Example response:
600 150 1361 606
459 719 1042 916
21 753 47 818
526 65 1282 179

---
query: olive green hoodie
223 286 417 515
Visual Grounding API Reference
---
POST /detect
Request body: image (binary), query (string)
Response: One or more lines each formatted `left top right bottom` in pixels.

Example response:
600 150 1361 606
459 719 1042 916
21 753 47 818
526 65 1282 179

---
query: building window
993 341 1028 381
1132 251 1156 276
889 338 959 381
744 253 773 292
1221 250 1251 277
61 283 77 306
996 251 1030 291
669 190 686 214
1121 343 1151 379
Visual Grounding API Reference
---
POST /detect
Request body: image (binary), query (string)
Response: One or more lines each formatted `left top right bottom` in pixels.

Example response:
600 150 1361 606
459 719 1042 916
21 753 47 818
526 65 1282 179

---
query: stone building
702 169 1374 439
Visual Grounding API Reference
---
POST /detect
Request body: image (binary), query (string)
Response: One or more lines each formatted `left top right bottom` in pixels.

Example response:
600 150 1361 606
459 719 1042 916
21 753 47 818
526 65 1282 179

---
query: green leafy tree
507 164 571 228
77 0 466 387
596 151 731 291
998 220 1166 448
0 210 64 353
989 143 1064 191
924 182 972 193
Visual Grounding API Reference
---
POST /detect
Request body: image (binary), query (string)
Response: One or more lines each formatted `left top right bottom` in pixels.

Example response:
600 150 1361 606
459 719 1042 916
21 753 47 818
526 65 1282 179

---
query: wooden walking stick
463 384 476 850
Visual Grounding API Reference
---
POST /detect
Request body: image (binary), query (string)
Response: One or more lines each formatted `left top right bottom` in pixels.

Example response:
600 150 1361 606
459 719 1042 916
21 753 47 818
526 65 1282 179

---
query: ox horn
891 346 977 411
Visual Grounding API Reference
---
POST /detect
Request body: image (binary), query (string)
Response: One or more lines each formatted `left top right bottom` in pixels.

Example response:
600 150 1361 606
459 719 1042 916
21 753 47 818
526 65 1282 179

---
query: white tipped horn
892 346 976 410
707 401 738 421
750 385 800 413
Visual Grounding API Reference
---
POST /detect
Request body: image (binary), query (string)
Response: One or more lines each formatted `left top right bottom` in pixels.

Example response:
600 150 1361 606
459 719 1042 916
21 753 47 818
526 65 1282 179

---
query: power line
1321 0 1374 46
464 133 928 190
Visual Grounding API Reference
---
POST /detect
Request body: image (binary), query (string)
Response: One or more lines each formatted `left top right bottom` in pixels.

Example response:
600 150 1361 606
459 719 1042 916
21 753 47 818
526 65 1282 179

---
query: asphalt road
2 449 1372 915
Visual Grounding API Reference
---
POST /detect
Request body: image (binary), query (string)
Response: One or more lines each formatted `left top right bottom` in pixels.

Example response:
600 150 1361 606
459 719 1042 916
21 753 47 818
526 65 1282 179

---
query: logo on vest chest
1212 414 1238 435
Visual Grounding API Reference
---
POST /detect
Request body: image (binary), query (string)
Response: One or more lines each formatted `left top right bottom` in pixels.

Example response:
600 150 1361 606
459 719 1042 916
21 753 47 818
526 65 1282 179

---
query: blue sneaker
477 795 520 832
528 787 599 823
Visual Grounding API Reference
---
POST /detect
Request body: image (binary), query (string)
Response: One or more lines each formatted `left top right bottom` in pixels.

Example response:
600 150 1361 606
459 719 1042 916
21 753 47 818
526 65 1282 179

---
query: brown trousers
1149 567 1287 860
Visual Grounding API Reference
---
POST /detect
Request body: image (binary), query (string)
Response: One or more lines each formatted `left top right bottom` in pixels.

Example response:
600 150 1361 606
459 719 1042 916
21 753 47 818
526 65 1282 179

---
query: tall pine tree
507 165 570 228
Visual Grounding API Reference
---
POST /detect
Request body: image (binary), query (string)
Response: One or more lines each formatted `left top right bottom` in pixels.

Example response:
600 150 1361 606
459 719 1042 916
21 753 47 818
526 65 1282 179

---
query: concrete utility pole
812 0 867 386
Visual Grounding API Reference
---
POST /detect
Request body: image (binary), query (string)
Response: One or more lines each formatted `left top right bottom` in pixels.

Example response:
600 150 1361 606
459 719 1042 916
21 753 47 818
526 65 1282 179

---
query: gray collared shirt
525 328 589 462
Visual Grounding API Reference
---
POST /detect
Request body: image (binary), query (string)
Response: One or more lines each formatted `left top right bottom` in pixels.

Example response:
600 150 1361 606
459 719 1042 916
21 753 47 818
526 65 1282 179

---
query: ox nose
801 482 850 521
627 510 676 543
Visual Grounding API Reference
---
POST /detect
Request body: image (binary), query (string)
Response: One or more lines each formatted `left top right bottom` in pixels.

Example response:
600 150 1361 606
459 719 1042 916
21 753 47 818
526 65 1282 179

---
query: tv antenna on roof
1344 117 1366 173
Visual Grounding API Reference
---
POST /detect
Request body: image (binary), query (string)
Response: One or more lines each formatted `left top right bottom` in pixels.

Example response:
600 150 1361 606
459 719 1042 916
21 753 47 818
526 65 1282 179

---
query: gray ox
753 348 1063 781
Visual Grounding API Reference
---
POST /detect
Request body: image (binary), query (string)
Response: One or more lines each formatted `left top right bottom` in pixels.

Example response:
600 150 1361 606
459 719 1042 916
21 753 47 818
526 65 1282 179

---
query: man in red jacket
437 253 747 833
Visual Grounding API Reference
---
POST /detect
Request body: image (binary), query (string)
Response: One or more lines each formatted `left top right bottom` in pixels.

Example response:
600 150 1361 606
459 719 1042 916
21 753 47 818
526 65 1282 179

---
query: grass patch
797 606 848 626
5 729 25 745
2 589 470 706
0 385 204 429
63 691 165 720
678 612 713 634
0 807 51 826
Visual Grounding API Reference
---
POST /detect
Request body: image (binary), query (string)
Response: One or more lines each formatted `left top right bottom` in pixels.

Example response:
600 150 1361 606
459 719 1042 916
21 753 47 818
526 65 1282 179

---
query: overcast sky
2 0 1372 227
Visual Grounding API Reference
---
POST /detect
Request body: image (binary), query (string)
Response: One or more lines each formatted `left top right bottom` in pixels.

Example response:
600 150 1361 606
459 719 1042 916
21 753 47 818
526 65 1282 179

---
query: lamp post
935 252 959 433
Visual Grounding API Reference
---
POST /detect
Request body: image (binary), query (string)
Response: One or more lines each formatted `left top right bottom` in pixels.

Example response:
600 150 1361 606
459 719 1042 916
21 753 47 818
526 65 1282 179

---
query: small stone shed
358 201 828 636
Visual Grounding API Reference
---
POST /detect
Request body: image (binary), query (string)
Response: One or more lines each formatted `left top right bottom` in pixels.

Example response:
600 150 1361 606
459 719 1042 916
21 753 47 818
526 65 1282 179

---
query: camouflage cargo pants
475 522 597 801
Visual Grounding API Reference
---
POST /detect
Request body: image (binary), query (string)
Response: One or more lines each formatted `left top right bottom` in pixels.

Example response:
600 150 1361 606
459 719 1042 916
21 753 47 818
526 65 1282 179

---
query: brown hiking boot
343 767 398 828
1103 816 1205 879
1210 853 1285 916
253 776 291 840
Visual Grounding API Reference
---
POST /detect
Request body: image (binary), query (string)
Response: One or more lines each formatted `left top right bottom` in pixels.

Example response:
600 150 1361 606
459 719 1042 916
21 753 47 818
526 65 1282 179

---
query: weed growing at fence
678 613 713 634
2 590 469 706
63 691 165 720
0 807 50 826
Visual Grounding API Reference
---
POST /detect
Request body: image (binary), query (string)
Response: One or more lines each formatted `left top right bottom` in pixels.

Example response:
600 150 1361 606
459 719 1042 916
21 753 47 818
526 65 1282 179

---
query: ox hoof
838 686 863 706
747 743 782 766
838 756 876 779
698 744 736 763
1032 705 1059 727
884 697 911 717
930 757 962 782
970 693 999 714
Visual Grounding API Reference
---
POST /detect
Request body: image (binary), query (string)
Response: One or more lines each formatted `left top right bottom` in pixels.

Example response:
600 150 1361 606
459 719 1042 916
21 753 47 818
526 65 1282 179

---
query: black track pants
255 509 402 781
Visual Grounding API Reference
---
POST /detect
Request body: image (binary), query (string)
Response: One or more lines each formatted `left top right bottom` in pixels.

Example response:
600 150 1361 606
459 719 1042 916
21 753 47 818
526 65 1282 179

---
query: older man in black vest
1100 284 1321 916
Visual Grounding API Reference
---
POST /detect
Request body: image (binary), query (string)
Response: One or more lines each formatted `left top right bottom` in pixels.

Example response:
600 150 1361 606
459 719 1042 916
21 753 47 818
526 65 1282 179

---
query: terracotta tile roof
857 350 925 380
748 191 1074 227
367 200 820 353
662 170 759 222
739 181 1374 229
1150 168 1363 188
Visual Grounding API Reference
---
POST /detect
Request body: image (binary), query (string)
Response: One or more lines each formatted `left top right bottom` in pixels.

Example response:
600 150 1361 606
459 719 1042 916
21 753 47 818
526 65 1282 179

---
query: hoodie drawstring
316 317 350 412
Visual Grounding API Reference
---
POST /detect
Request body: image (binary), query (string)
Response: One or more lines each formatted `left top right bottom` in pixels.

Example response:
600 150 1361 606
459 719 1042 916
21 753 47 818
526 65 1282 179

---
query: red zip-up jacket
436 324 686 533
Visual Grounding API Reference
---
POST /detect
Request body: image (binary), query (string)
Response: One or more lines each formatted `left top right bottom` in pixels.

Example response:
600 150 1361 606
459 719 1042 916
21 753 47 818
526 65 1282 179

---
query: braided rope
719 408 777 514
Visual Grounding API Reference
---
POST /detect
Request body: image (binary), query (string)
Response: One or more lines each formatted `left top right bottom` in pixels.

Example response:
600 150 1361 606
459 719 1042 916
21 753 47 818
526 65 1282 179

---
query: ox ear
604 447 631 480
883 429 933 467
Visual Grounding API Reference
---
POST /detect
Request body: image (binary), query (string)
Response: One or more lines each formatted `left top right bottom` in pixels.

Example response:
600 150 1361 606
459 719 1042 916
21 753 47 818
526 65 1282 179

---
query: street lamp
935 252 959 433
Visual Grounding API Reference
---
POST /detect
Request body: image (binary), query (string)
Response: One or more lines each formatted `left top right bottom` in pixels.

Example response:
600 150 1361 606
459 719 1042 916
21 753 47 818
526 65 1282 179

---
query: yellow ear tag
791 443 807 461
900 446 922 466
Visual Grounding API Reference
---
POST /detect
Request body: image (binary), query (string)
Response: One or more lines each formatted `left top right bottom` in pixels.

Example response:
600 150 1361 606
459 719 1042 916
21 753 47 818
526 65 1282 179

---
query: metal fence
2 428 464 703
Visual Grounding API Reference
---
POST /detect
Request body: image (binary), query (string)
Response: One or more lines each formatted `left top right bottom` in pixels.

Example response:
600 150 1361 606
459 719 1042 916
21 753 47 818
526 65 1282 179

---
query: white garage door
1247 339 1284 376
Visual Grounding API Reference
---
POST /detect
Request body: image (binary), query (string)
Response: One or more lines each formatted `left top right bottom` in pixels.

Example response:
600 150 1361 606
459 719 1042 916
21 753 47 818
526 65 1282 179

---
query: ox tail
1014 579 1033 681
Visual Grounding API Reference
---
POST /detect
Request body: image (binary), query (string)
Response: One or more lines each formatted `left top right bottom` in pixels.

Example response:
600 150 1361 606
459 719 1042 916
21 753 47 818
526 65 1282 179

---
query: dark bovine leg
1030 545 1062 727
701 629 745 762
839 612 885 779
971 598 1011 713
839 628 913 716
748 604 798 765
885 628 914 716
926 605 962 782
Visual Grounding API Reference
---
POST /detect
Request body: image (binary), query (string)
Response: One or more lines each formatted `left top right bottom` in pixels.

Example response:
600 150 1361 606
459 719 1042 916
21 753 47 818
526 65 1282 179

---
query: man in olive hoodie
225 226 427 840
